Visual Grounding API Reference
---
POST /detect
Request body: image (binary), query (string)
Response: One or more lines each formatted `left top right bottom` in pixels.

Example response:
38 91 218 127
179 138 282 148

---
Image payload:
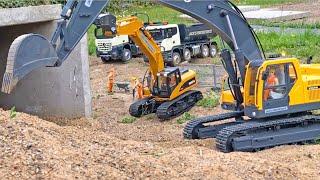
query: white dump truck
146 23 218 66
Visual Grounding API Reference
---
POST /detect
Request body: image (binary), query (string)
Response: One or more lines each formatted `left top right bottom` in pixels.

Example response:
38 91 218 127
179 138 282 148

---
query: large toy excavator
2 0 320 152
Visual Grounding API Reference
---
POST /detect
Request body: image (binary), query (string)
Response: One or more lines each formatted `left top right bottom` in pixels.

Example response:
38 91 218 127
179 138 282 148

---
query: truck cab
146 24 181 53
94 14 140 63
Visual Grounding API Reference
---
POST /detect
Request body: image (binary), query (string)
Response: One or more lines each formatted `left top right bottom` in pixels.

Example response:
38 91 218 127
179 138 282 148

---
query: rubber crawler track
129 98 155 117
216 115 320 152
183 111 244 139
156 90 203 120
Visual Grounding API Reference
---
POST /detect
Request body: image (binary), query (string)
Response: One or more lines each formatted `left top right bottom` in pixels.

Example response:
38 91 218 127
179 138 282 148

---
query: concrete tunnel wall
0 5 92 118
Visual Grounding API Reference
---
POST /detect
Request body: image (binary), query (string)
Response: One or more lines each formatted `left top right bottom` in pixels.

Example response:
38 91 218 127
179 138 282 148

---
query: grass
257 31 320 62
234 0 302 7
197 91 220 108
176 112 196 124
9 106 17 119
249 19 320 29
120 116 137 124
119 5 191 25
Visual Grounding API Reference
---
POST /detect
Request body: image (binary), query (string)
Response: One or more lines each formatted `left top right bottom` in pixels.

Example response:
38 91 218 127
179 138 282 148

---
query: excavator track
183 111 244 139
156 90 203 120
129 98 157 117
216 115 320 152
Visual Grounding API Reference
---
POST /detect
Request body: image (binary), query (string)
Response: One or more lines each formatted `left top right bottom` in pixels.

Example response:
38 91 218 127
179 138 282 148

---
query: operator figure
107 66 116 94
264 68 279 101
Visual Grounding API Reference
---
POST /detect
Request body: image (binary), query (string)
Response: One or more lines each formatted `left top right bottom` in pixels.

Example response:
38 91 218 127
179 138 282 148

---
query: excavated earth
1 57 319 179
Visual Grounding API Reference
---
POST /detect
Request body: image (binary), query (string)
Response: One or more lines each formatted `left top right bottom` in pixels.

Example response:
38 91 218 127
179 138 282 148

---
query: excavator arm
114 16 164 79
2 0 263 107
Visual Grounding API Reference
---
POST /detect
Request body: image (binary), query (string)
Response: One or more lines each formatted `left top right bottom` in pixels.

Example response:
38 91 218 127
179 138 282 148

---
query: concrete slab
238 5 261 12
0 5 61 27
243 9 310 21
0 5 92 119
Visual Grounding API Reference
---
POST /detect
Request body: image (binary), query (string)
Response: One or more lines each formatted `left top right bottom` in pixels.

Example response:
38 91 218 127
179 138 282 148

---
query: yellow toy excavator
2 0 320 152
100 15 203 120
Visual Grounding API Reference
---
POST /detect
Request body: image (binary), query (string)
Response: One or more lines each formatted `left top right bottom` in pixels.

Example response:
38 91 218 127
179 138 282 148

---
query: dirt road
1 57 319 179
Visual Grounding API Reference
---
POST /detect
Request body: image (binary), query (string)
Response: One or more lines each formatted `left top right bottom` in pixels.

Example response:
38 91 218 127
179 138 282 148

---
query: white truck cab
94 14 140 63
146 24 181 52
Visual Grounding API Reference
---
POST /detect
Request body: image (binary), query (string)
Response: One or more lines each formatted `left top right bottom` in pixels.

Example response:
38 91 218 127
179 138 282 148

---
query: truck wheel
210 44 218 57
121 49 132 63
201 45 210 58
183 48 192 62
101 57 109 64
171 52 182 66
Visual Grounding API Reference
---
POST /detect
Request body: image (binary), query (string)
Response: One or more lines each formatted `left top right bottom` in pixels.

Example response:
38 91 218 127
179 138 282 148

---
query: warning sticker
85 0 93 7
265 106 288 114
307 86 320 90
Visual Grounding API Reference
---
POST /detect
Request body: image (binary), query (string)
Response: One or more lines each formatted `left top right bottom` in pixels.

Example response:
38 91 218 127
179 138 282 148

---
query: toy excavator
103 15 203 120
2 0 320 152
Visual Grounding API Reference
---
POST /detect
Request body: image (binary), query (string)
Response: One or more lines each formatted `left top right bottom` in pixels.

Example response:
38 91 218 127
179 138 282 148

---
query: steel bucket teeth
1 34 58 93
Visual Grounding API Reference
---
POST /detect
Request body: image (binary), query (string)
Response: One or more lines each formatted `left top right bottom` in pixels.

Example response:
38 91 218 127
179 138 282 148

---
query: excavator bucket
1 34 58 93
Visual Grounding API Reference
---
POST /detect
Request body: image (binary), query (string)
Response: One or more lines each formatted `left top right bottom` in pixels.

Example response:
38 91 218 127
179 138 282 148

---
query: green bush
120 116 137 124
197 91 220 108
176 112 196 124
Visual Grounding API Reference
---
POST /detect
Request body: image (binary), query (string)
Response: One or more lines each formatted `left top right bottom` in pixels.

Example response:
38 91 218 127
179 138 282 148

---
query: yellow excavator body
220 57 320 119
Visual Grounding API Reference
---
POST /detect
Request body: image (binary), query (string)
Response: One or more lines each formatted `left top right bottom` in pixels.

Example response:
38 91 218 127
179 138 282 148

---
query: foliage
10 106 17 119
106 0 156 14
120 116 137 124
197 91 220 108
0 0 154 10
176 112 196 124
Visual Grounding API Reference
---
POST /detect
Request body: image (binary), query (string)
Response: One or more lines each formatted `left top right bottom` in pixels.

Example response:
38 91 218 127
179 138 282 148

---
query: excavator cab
243 59 300 119
153 67 181 98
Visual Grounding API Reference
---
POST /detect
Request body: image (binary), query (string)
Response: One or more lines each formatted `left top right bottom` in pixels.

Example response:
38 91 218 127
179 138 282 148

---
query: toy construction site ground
1 56 319 179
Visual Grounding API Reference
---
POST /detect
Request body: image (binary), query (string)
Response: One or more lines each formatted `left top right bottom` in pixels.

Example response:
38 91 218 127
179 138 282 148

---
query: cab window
165 27 177 38
158 76 168 91
168 73 177 87
263 64 287 101
289 64 297 83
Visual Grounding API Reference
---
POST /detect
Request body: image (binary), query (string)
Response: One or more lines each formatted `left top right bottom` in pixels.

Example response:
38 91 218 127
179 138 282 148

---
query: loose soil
1 56 319 179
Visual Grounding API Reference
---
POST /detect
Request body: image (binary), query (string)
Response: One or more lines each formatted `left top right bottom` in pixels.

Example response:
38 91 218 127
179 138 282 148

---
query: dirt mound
1 109 319 179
